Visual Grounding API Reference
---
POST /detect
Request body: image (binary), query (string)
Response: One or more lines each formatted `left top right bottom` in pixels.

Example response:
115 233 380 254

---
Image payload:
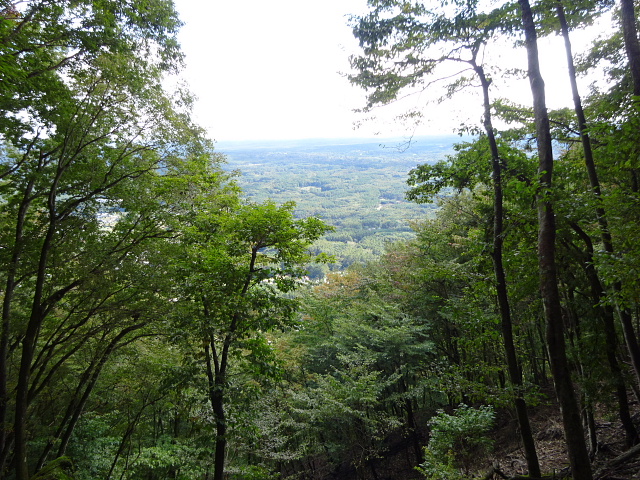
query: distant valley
217 136 460 273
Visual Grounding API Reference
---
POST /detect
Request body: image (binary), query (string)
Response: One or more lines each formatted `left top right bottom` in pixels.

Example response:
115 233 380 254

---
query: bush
417 404 494 479
31 457 75 480
232 465 279 480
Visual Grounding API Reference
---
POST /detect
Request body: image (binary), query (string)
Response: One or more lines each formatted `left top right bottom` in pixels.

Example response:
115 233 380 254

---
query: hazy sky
173 0 373 142
172 0 612 142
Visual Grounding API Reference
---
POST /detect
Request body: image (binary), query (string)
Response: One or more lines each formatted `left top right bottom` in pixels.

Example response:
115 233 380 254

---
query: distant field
217 136 459 272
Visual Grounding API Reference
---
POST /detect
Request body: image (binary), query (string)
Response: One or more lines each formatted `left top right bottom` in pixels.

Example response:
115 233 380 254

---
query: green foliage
418 450 461 480
263 262 442 475
0 2 238 479
3 0 640 477
0 0 183 143
31 457 75 480
407 135 535 204
417 405 495 479
220 138 451 271
281 357 403 476
167 198 331 479
233 465 280 480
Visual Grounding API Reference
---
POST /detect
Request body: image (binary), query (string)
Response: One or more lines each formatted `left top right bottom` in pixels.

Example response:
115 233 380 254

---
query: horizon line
214 133 467 148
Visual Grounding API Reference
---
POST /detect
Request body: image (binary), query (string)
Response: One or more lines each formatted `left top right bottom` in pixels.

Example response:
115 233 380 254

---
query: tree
0 0 183 142
550 0 638 446
0 2 229 478
417 404 495 479
299 265 438 465
619 0 640 96
350 2 541 475
517 0 593 477
172 201 330 480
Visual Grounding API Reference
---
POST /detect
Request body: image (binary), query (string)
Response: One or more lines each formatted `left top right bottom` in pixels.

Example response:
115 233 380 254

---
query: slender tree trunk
473 61 541 478
517 1 593 478
105 405 146 480
205 341 227 480
620 0 640 96
527 328 543 385
201 244 257 480
570 222 639 446
563 284 598 454
36 353 102 470
0 174 36 473
14 312 42 480
617 0 640 377
0 146 46 472
48 324 145 463
556 1 640 387
13 169 62 480
557 0 639 447
400 378 422 464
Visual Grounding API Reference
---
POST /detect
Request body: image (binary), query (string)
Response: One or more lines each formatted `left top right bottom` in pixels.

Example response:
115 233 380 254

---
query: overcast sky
172 0 612 143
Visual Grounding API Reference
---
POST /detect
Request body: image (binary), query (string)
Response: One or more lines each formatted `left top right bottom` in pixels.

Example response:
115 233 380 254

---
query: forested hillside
219 137 454 272
2 1 640 480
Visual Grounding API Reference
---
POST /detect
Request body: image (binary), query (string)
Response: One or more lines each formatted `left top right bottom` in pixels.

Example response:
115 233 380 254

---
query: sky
172 0 613 143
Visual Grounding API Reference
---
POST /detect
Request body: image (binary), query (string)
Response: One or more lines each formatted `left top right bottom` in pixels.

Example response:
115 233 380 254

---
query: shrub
417 404 495 479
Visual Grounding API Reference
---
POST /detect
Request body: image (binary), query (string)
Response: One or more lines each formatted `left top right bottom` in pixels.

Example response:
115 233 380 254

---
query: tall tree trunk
617 0 640 372
33 323 146 469
201 252 256 480
473 60 541 478
13 166 63 480
557 0 639 446
0 174 36 473
569 222 638 447
555 1 640 386
517 1 593 478
205 340 227 480
400 377 422 464
620 0 640 96
562 283 598 454
105 405 147 480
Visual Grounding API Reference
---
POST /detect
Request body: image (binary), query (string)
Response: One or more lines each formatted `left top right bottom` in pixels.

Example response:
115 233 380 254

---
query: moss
30 456 75 480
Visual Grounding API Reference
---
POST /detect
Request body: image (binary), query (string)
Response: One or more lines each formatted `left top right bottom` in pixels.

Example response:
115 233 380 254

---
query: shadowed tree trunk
517 0 593 478
205 340 229 480
620 0 640 96
0 156 39 472
556 0 639 447
472 57 541 478
202 244 259 480
619 0 640 192
569 222 638 447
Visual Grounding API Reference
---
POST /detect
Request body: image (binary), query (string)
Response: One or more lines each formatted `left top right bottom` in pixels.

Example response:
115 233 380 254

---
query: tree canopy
3 0 640 479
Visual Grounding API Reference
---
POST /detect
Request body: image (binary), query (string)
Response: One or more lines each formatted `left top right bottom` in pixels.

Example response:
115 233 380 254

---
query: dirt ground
480 394 640 480
307 390 640 479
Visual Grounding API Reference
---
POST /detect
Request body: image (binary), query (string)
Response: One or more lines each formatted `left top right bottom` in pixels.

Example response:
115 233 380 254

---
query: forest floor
474 391 640 480
333 390 640 480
